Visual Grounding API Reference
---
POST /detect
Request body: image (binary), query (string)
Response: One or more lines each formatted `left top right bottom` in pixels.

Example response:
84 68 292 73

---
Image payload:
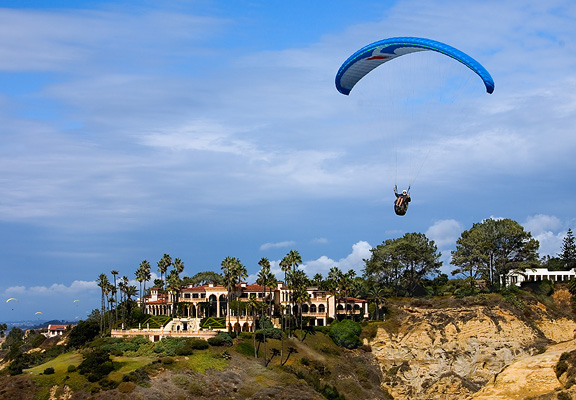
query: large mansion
142 281 368 333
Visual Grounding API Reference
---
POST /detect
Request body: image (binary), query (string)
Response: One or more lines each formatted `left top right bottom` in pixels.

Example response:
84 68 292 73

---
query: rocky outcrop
370 304 576 400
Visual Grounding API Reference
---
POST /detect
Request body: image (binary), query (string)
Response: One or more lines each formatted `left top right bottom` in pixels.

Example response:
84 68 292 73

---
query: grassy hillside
1 324 391 400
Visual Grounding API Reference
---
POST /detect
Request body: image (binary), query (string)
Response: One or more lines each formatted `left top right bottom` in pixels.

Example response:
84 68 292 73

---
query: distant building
46 324 72 338
506 268 576 286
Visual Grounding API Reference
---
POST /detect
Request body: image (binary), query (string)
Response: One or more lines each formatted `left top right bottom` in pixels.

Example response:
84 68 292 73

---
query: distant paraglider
335 37 494 216
6 298 19 311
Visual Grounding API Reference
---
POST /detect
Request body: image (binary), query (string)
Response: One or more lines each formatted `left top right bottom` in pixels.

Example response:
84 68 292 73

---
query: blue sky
1 0 575 322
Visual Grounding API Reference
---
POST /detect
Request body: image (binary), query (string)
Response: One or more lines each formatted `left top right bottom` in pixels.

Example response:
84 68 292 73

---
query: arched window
310 304 317 313
302 304 309 313
318 304 325 313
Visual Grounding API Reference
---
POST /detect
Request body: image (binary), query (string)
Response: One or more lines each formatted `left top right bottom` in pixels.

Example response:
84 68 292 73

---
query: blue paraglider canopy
335 37 494 96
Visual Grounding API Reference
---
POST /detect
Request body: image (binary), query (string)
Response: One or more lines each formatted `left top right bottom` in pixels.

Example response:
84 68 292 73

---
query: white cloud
301 241 373 276
4 280 98 296
523 214 563 236
259 241 296 251
522 214 566 257
426 219 464 248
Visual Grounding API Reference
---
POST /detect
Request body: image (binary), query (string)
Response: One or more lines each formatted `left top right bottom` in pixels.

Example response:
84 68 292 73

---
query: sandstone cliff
369 297 576 400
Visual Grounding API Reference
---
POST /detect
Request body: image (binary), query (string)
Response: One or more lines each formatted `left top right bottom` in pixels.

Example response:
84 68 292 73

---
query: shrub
255 327 283 341
208 332 233 347
153 337 187 356
329 319 362 349
117 381 136 394
78 348 114 381
187 338 209 350
175 345 193 356
122 367 151 386
161 357 174 365
207 336 226 347
67 365 77 373
235 341 255 357
43 367 55 375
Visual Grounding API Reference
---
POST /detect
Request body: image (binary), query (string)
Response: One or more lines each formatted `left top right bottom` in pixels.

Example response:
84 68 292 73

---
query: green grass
24 351 88 398
108 355 156 381
180 350 229 373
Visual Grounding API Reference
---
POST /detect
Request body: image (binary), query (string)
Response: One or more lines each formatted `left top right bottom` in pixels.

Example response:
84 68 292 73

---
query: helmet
402 190 407 194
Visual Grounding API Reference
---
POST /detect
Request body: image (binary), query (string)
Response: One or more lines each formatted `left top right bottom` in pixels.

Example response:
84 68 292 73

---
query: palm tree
326 266 342 322
311 273 324 287
291 269 310 341
111 270 119 327
265 272 278 317
233 258 248 333
247 294 261 357
119 276 129 327
280 250 302 336
135 266 145 311
341 269 356 318
367 284 385 320
96 273 110 335
257 258 271 314
173 258 185 274
281 347 298 366
141 260 151 312
267 348 281 367
166 269 183 317
123 284 138 327
221 256 237 333
157 253 172 290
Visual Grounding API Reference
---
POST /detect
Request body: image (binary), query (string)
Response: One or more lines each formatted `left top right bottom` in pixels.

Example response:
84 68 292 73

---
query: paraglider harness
394 185 411 216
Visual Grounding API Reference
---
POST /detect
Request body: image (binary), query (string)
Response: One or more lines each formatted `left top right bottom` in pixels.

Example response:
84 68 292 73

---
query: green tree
364 240 403 296
329 319 362 349
559 228 576 269
0 323 7 338
540 255 566 271
67 317 100 348
183 271 223 286
451 218 539 288
365 233 441 296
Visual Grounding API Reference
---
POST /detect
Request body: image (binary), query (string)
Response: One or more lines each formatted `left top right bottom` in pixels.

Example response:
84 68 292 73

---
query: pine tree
559 228 576 269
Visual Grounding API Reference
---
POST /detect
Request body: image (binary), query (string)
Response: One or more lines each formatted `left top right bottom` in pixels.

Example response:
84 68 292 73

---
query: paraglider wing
6 298 18 303
335 37 494 95
35 311 42 315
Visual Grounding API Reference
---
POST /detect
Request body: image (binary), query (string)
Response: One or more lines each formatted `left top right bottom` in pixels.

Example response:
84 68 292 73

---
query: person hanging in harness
393 186 411 216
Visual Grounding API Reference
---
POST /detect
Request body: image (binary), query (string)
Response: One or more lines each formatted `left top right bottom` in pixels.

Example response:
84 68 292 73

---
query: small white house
46 324 70 338
506 268 576 286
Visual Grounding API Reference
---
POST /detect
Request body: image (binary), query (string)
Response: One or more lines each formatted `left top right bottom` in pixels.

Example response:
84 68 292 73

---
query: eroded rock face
370 305 576 400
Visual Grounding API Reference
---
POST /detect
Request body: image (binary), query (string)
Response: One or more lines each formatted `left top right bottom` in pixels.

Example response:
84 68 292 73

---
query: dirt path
470 339 576 400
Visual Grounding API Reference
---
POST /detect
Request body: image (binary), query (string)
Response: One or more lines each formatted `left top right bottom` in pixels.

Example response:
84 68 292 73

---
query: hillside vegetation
3 283 576 400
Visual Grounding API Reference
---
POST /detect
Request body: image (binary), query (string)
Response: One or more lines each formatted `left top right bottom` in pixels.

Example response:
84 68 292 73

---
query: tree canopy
451 218 539 287
364 232 441 296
